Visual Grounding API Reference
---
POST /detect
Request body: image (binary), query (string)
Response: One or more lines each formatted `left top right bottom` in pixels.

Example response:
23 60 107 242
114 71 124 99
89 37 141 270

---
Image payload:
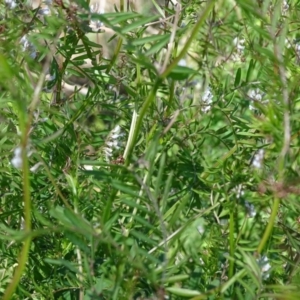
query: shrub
1 0 300 299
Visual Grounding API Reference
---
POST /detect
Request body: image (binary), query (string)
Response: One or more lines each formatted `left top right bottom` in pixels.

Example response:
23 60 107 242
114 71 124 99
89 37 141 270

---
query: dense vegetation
1 0 300 299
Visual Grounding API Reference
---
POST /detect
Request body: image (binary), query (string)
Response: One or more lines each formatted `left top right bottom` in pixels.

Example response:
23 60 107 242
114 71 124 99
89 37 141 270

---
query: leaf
246 59 256 83
130 230 158 246
84 12 139 27
167 66 196 81
49 206 94 235
120 15 158 34
0 54 14 80
44 258 78 273
129 33 171 46
145 34 171 56
166 287 202 297
164 274 190 283
234 67 242 87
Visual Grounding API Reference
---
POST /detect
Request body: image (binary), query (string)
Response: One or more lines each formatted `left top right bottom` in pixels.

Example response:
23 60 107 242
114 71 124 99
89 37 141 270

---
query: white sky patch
5 0 17 9
90 4 105 30
178 59 187 67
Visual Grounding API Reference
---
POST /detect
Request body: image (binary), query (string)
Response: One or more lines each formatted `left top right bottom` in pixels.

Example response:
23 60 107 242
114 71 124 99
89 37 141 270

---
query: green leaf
129 33 171 46
0 54 14 80
44 259 78 273
167 66 196 81
120 15 158 34
166 287 202 297
246 59 256 83
234 67 242 87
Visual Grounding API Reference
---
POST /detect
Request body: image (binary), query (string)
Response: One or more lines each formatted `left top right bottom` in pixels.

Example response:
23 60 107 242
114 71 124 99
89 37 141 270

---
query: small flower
20 35 37 59
103 125 124 162
111 125 122 140
234 184 245 199
20 35 29 50
11 147 23 169
247 88 265 111
257 255 271 279
282 0 289 15
251 149 264 169
234 37 245 52
201 86 213 113
247 88 269 112
245 201 256 217
232 37 245 61
248 88 262 101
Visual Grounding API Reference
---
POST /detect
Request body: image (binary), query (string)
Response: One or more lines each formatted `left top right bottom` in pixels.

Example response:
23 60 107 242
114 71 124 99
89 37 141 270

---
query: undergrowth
1 0 300 299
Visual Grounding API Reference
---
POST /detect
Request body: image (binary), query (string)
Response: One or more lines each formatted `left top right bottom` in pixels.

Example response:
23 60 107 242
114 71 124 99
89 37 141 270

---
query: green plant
1 0 300 299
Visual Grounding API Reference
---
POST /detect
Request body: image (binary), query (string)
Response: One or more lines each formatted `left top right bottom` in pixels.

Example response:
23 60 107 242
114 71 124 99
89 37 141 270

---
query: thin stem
256 198 280 255
106 38 123 74
125 80 161 165
256 0 289 255
229 210 235 279
123 108 138 160
3 145 31 300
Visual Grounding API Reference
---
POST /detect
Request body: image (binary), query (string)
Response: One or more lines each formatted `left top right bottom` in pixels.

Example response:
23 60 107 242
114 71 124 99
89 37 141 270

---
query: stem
125 80 161 165
123 108 138 160
256 197 280 255
3 146 31 299
106 38 123 74
256 1 289 255
229 210 235 279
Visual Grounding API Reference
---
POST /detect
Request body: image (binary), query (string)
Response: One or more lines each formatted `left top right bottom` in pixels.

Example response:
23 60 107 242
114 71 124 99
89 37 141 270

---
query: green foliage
1 0 300 299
